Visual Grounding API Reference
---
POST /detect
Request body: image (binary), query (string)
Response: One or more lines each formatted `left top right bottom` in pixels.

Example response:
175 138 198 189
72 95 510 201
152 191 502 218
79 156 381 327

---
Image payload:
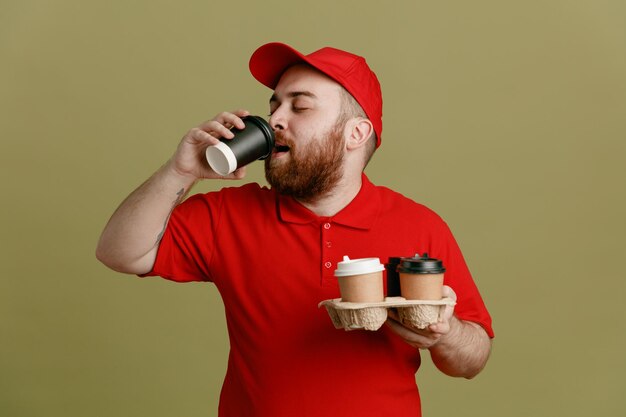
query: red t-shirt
145 174 494 417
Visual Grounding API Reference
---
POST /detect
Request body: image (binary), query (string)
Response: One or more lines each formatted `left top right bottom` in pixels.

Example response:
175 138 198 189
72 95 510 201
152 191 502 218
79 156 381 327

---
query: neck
296 171 363 217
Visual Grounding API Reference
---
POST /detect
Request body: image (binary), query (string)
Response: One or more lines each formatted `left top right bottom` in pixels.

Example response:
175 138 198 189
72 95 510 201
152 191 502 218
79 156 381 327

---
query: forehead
273 64 343 100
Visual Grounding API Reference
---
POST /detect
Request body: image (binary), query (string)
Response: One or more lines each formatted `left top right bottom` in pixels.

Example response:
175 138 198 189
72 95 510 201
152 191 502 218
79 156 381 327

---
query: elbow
462 363 487 380
434 360 487 379
463 340 493 379
461 340 492 379
431 331 493 379
95 240 112 268
95 238 120 271
95 244 125 273
95 241 153 276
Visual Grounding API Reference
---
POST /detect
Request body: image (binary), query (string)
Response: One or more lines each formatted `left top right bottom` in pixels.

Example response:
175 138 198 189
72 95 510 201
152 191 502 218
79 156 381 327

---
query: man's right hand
96 109 251 275
169 109 251 181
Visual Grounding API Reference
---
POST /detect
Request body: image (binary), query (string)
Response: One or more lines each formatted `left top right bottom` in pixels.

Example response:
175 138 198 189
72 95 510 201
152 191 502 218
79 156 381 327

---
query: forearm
96 161 197 274
429 316 492 379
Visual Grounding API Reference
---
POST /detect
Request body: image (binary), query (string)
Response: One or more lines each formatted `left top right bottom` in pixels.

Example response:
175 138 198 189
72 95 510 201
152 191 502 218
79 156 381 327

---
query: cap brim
249 42 311 89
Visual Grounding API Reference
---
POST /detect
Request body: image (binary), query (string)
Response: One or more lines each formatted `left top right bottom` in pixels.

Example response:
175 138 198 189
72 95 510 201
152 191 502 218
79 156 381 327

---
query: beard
264 122 345 202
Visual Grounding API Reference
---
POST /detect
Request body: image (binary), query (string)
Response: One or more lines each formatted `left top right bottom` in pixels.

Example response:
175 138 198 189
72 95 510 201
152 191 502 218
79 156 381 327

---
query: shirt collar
276 174 380 230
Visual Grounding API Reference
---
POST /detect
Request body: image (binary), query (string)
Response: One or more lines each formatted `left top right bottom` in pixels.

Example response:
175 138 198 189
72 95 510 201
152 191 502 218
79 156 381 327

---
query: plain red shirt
145 174 494 417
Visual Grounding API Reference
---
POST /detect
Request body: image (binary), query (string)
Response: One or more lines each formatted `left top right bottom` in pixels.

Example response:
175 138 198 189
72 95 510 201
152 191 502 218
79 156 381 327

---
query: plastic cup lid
334 256 385 277
397 253 446 274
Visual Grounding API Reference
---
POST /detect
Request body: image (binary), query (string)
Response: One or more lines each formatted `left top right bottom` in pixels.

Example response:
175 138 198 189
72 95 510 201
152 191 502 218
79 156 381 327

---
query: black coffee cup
205 115 275 175
385 256 404 297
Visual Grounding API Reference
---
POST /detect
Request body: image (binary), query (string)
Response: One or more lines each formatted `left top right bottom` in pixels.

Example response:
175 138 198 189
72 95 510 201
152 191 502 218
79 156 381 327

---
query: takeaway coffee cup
334 256 385 303
397 253 445 300
385 256 404 297
205 115 275 175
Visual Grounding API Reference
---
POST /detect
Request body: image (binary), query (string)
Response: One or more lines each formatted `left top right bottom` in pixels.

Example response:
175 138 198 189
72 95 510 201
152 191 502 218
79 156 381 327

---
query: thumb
224 166 247 180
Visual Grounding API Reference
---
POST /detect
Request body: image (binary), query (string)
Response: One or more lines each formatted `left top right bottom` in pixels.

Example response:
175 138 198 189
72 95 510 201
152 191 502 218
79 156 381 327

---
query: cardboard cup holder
318 296 456 331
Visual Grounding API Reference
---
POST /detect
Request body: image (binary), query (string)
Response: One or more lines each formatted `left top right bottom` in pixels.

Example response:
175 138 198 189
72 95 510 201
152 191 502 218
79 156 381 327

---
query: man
96 42 494 417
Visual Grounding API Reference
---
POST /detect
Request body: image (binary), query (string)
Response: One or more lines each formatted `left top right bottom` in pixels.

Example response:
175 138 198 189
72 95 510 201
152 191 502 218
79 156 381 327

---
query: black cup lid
385 256 404 267
397 253 445 274
387 253 423 266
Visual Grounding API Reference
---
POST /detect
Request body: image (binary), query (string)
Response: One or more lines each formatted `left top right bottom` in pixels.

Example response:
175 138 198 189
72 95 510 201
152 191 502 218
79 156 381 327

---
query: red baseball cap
249 42 383 147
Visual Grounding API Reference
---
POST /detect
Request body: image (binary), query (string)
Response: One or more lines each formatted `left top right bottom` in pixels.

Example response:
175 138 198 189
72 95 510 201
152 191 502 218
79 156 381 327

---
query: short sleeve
431 220 494 338
141 192 223 283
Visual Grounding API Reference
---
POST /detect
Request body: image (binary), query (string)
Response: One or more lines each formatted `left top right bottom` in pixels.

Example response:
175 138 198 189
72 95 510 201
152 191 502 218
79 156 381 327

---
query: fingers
364 290 461 351
229 109 251 125
385 316 441 349
386 301 456 349
186 127 221 146
428 320 451 334
198 110 250 139
174 110 251 181
442 285 457 301
438 285 456 326
181 109 251 150
222 166 247 180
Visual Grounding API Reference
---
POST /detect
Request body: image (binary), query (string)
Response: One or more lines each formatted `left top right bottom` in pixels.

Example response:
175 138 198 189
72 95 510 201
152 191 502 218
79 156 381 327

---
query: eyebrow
269 91 318 103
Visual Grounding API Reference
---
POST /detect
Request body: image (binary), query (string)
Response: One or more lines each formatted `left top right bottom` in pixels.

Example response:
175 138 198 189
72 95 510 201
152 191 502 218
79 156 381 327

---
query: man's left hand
385 285 457 349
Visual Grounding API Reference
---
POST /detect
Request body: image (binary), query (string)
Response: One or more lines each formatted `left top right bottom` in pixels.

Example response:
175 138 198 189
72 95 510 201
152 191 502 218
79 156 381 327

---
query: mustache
273 131 295 149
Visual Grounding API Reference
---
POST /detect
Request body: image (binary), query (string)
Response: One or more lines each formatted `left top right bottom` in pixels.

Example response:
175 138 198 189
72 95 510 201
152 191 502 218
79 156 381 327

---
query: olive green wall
2 1 624 416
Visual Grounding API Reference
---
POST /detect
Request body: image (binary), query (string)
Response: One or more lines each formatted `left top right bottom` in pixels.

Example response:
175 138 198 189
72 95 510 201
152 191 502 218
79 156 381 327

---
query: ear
345 118 374 150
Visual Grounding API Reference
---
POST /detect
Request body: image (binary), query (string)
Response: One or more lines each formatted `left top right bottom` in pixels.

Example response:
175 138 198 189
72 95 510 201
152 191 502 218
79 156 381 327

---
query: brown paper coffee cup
399 273 444 300
397 254 445 300
334 256 385 303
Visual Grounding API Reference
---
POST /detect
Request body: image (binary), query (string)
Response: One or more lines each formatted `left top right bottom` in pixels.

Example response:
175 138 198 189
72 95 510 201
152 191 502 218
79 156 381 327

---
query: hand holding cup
205 115 275 176
171 110 252 181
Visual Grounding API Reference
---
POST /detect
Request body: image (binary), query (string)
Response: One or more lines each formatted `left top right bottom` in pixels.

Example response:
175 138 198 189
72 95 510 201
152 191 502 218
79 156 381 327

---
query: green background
2 0 625 416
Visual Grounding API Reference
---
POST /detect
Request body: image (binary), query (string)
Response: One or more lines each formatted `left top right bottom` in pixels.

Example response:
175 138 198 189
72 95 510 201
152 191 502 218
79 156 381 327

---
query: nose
269 106 286 132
